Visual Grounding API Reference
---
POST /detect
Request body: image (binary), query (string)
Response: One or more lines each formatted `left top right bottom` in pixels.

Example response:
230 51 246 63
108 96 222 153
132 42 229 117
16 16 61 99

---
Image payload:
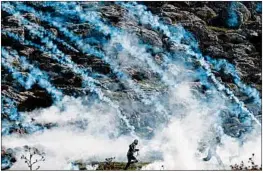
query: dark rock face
17 86 53 112
152 2 261 92
1 2 261 139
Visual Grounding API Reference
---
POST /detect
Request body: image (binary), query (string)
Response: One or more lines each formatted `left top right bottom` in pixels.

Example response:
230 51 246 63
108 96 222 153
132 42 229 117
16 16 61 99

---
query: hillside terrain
1 1 262 170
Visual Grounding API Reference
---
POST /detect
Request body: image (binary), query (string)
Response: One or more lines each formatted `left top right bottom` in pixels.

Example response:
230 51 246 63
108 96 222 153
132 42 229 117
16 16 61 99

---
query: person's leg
124 156 132 170
130 155 138 164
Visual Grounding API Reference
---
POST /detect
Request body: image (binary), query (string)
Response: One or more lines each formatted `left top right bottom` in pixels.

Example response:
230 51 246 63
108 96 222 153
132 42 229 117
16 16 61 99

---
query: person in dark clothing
124 139 139 170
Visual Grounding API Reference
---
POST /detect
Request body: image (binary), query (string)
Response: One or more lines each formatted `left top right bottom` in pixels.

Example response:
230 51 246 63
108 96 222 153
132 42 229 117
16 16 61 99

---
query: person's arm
134 145 139 152
131 144 139 152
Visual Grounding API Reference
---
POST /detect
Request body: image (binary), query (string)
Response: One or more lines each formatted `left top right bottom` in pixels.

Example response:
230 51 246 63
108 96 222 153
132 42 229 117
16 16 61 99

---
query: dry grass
207 26 233 32
96 161 150 170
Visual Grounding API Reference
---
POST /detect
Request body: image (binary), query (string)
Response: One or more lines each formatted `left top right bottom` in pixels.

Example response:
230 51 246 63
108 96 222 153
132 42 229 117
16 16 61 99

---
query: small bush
20 146 45 170
230 153 262 170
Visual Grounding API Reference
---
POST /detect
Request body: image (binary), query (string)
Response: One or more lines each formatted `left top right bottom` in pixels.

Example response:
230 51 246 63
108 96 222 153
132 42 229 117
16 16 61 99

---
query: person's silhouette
124 139 139 170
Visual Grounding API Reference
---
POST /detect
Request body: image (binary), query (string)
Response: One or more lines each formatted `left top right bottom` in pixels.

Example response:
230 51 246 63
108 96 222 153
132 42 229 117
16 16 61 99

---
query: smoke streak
227 2 239 28
1 1 261 170
5 2 173 122
206 56 261 106
120 2 261 126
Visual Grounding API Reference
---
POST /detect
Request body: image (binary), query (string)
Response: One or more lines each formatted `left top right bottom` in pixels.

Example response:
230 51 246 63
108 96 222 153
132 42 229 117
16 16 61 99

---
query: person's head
134 139 138 145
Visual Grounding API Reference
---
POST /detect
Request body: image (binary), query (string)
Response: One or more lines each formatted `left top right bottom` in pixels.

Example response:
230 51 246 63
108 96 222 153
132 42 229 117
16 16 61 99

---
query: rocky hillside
145 1 262 88
1 1 262 170
2 1 261 131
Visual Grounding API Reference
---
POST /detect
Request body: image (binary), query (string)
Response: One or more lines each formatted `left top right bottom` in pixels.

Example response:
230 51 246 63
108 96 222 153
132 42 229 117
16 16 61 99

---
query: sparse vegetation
101 157 116 170
96 161 150 170
73 159 150 170
207 26 233 32
230 153 262 171
21 146 45 170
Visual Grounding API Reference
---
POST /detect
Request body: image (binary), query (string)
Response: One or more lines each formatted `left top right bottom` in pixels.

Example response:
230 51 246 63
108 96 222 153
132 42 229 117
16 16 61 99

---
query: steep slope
1 1 261 170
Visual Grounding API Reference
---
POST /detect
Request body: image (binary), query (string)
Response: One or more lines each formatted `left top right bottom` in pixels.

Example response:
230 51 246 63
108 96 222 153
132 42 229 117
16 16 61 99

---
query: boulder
219 2 251 29
100 5 125 24
139 28 163 47
194 5 217 22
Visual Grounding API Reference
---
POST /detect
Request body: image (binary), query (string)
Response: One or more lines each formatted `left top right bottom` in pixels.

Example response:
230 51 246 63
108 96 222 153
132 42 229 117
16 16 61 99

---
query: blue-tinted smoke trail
2 96 21 121
2 2 106 85
39 2 173 117
2 3 79 53
1 96 45 136
118 2 186 44
1 48 62 134
206 56 261 106
2 29 136 136
2 48 62 134
10 2 180 131
2 119 14 135
49 2 186 88
2 96 22 135
227 2 239 28
256 2 262 13
121 2 261 126
197 56 260 126
2 48 63 102
9 2 104 58
1 96 19 135
6 2 141 91
8 2 172 121
2 1 262 135
50 1 260 126
1 155 12 170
